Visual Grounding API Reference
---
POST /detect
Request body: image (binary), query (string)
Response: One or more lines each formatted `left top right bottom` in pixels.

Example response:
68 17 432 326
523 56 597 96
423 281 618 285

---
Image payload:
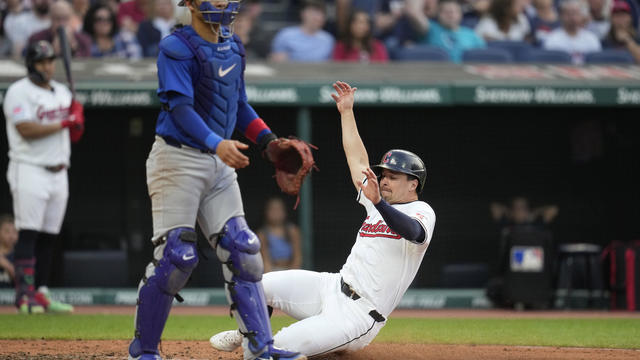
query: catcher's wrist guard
258 133 277 152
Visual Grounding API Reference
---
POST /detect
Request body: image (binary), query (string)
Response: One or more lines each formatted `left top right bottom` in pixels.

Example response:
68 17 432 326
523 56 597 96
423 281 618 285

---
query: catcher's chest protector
174 28 243 139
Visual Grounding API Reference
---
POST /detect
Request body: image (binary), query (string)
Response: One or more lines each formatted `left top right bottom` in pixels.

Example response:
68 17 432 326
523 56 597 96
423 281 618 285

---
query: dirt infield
1 306 640 359
1 340 639 360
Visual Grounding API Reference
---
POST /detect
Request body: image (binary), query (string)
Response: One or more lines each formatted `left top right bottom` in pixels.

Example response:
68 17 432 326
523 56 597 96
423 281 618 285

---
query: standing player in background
127 1 305 359
3 40 84 314
210 81 436 357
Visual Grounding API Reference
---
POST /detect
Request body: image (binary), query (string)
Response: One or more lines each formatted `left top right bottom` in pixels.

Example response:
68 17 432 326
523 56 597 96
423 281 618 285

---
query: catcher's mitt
265 137 318 209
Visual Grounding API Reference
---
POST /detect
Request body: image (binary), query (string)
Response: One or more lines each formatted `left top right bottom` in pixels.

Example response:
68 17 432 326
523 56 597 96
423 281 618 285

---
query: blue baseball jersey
155 26 260 151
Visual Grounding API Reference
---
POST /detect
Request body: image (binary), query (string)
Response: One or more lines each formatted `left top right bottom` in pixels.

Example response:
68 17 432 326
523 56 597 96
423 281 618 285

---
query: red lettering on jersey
36 105 69 122
359 219 401 239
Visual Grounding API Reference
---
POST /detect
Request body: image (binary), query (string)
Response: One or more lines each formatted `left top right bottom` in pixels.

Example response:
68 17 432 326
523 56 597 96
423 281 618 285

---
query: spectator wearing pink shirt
333 10 389 63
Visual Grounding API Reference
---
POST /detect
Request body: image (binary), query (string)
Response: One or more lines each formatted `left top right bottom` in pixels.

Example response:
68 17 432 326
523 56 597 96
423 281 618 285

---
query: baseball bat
56 26 75 97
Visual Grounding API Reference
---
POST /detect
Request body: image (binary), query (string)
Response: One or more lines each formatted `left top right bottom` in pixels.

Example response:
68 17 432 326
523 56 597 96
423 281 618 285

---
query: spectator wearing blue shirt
422 0 486 63
270 0 335 62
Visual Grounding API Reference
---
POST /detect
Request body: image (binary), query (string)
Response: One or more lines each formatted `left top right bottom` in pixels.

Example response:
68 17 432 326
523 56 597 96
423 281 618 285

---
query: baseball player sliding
210 81 436 357
128 1 310 359
3 40 83 315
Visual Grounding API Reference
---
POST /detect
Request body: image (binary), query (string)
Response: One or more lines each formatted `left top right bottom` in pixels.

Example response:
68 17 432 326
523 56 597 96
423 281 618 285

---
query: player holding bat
2 40 84 314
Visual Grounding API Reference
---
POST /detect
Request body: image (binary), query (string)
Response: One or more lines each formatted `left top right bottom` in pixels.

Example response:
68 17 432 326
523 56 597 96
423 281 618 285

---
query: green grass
0 315 638 349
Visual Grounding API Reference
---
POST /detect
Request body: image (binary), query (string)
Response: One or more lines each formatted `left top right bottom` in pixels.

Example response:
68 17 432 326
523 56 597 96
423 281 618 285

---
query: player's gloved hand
217 140 250 169
61 100 85 143
264 136 318 209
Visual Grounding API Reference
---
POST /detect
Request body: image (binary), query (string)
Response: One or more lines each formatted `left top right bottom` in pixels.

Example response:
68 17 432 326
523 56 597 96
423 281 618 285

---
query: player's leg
209 269 325 352
199 165 304 360
128 141 209 359
36 170 72 312
272 274 385 356
262 269 326 320
7 161 47 314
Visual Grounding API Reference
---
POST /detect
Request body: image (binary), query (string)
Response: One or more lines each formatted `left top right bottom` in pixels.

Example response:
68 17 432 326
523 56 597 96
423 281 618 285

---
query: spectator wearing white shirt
3 0 51 58
475 0 531 41
544 0 602 64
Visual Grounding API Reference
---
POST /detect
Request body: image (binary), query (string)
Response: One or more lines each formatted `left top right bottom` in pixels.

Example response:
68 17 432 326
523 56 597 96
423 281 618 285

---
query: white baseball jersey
260 181 436 357
340 181 436 317
3 77 72 167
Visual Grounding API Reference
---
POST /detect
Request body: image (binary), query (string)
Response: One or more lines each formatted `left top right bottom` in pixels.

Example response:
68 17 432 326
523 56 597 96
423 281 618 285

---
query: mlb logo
510 246 544 272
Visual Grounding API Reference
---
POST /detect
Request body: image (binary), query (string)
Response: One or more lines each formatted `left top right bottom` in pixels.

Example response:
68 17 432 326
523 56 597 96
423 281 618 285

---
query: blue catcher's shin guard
129 228 199 359
216 217 273 357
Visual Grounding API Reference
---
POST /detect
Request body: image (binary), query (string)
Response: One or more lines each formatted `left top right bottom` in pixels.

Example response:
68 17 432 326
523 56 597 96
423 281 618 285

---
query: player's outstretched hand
331 81 357 114
358 167 382 205
217 140 250 169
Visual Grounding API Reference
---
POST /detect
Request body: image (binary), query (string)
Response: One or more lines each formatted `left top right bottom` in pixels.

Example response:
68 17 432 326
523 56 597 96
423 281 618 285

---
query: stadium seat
462 48 513 63
585 50 635 64
523 49 573 64
393 45 450 62
487 41 533 62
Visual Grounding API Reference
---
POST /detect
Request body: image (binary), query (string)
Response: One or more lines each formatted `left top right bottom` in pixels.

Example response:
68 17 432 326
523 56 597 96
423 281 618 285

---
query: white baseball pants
6 161 68 234
263 270 386 356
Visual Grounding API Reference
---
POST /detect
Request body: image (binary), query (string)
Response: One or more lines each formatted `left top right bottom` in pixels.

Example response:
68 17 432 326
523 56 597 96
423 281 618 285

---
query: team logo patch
359 216 401 240
13 106 23 115
382 152 392 164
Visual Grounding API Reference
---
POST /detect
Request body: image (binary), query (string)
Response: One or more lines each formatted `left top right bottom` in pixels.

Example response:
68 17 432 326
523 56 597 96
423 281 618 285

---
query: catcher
209 81 436 357
127 0 312 359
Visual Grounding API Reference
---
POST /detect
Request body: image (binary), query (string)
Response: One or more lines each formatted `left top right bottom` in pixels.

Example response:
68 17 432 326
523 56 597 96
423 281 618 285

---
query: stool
556 243 603 309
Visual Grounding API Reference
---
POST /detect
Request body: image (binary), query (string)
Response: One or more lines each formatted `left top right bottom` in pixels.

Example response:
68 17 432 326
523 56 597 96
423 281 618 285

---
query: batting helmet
25 40 56 84
372 149 427 194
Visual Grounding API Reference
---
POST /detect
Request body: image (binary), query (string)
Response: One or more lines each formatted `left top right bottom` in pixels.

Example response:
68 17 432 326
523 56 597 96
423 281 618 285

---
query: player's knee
165 227 199 272
217 216 263 282
149 227 199 295
218 216 261 254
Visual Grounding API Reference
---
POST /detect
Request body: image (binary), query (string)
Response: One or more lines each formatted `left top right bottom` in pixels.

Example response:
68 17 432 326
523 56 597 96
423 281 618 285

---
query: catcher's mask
179 0 241 36
372 149 427 194
25 40 56 84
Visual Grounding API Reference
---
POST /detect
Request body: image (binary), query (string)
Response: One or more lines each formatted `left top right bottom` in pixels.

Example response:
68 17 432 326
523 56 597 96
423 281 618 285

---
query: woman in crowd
475 0 531 42
258 197 303 273
83 3 141 59
333 10 389 62
602 0 640 63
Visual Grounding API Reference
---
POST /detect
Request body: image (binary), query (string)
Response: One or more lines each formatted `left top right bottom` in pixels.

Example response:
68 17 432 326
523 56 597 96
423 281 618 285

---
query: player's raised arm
331 81 369 191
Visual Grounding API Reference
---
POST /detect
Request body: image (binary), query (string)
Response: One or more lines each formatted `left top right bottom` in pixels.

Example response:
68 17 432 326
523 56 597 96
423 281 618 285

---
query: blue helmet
372 149 427 194
178 0 241 27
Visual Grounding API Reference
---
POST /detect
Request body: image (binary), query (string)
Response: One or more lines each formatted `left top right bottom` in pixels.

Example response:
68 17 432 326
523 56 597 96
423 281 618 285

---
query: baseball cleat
16 295 45 314
209 329 243 352
35 287 74 313
254 346 307 360
128 354 162 360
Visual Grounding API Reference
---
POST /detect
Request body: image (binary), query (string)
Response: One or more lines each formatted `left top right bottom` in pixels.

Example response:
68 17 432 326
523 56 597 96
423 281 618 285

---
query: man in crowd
270 0 335 62
544 0 602 64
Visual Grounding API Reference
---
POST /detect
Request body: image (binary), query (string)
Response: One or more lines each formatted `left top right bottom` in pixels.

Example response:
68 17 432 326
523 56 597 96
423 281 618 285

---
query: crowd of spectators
1 0 639 64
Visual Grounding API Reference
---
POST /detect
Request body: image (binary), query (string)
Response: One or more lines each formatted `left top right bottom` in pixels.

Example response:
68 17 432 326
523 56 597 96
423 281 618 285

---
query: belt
44 164 66 173
161 136 210 154
340 277 386 323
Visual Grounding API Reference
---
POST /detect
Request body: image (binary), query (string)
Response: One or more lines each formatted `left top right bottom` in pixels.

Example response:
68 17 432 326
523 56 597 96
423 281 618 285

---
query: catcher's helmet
25 40 56 84
372 149 427 193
